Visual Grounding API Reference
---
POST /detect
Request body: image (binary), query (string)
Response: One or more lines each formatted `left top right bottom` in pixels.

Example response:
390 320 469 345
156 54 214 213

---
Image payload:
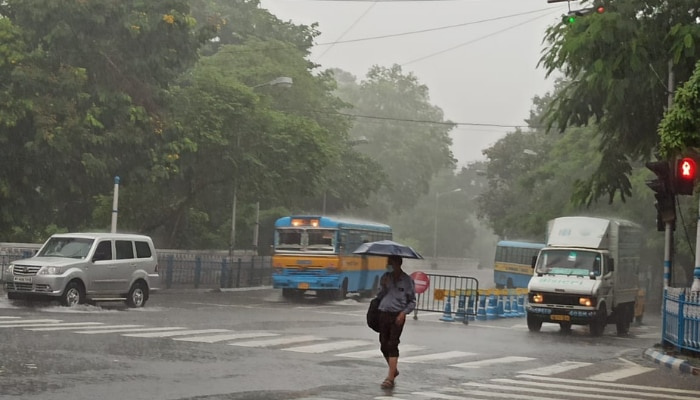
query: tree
539 0 700 205
0 0 210 241
334 65 456 217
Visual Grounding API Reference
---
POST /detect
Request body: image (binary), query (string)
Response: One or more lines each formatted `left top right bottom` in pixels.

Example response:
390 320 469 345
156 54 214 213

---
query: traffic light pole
664 222 672 288
692 197 700 291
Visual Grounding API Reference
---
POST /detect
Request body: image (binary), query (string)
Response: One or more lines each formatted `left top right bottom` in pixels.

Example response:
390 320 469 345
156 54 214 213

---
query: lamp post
229 76 293 257
433 188 462 262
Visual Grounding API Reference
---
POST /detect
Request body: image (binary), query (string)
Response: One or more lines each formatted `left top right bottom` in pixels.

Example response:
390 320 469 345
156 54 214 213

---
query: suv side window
134 241 152 258
94 241 113 261
115 240 135 260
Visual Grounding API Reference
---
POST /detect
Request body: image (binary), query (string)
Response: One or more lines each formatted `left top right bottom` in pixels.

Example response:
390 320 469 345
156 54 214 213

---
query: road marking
123 329 232 338
498 377 700 399
446 386 568 400
586 358 655 382
517 374 700 395
464 381 639 400
232 335 322 348
27 324 141 331
14 322 104 329
519 361 592 376
411 392 467 399
175 332 278 343
0 316 21 320
336 344 425 359
76 327 185 334
0 319 62 325
283 340 373 353
402 351 476 363
451 356 536 368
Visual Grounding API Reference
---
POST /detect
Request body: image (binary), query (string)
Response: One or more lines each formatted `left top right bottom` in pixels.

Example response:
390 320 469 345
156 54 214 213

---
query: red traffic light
596 6 605 13
675 157 697 195
678 157 696 180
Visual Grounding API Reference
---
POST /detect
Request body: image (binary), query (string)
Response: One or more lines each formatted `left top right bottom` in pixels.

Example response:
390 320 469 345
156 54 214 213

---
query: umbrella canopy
353 240 423 259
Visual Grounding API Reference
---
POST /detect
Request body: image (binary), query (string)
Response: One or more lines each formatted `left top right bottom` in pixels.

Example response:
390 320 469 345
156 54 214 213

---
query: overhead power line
314 6 561 47
401 10 560 66
302 109 526 129
318 0 379 58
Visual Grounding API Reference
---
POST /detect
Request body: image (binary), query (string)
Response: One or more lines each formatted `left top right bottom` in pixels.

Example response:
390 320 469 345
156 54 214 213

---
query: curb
643 348 700 375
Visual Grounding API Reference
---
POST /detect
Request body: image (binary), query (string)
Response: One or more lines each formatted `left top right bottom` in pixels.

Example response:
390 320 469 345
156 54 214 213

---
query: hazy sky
259 0 573 166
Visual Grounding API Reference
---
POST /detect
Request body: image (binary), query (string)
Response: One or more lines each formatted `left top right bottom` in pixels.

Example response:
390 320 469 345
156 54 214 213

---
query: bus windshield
535 249 602 277
276 228 336 252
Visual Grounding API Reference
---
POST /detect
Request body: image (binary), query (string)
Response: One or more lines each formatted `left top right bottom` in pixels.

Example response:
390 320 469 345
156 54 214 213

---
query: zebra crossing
0 315 659 382
392 374 700 400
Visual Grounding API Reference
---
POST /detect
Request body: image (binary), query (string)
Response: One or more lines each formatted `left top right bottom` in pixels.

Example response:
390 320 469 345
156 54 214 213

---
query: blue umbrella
353 240 423 259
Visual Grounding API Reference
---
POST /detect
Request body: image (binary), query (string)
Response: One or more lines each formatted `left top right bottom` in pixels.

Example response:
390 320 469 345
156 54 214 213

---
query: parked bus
493 240 545 289
272 215 392 300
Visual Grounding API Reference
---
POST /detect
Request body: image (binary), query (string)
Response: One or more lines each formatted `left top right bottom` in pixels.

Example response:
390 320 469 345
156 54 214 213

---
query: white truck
526 216 643 336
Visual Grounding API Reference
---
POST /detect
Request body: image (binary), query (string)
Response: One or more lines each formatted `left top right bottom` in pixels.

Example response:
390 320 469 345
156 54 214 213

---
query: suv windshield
37 237 94 259
535 249 602 277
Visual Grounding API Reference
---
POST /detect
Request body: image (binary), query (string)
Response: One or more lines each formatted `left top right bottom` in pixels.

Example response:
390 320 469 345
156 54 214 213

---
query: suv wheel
61 281 84 307
126 281 148 308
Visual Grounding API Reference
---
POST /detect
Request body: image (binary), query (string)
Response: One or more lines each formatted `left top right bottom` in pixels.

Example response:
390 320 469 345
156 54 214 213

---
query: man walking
376 255 416 389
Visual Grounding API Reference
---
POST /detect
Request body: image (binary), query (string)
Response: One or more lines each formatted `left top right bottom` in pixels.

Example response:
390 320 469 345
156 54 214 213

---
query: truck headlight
579 297 593 307
531 293 544 303
38 266 63 275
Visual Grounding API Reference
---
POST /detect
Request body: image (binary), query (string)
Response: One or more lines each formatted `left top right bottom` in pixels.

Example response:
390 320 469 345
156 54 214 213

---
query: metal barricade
413 273 479 321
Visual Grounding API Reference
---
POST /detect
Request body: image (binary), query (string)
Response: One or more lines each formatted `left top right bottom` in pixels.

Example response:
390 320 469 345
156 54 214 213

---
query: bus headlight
579 297 593 307
531 293 543 303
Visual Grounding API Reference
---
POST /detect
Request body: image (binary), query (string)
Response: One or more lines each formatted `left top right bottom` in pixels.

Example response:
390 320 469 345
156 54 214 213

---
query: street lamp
433 188 462 262
229 76 293 257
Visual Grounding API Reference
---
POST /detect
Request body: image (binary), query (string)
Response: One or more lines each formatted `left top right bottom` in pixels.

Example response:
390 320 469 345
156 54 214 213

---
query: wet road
0 288 698 399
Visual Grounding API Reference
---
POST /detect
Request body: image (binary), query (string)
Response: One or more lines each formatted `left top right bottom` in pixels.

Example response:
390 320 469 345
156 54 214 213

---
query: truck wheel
61 281 85 307
282 288 302 300
589 307 607 336
615 303 631 336
334 279 348 301
527 313 542 332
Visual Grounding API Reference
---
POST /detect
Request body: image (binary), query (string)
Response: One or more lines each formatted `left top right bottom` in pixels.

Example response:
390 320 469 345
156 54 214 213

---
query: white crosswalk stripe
1 321 104 329
123 329 232 338
231 335 322 348
283 339 373 353
174 332 278 343
336 344 425 360
519 361 592 376
28 324 141 331
402 351 476 363
451 356 536 369
75 326 188 334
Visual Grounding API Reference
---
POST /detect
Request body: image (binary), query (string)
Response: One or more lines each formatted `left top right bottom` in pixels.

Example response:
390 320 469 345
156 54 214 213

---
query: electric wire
317 0 379 59
313 6 562 47
401 9 561 66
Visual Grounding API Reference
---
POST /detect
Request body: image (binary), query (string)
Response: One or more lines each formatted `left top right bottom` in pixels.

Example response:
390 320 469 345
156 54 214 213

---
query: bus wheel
334 279 348 301
282 289 301 300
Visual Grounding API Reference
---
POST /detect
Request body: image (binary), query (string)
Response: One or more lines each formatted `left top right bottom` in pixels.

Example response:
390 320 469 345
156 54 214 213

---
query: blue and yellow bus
493 240 545 289
272 216 392 300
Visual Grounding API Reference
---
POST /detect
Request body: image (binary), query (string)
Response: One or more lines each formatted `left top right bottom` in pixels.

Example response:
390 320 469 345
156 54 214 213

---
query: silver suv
4 233 160 307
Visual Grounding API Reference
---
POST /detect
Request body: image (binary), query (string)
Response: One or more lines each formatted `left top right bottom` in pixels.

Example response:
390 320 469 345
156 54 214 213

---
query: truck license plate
298 282 309 289
550 314 570 321
14 276 32 283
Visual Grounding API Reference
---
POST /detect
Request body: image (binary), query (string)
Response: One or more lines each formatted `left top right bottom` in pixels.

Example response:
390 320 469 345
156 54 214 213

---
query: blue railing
662 287 700 355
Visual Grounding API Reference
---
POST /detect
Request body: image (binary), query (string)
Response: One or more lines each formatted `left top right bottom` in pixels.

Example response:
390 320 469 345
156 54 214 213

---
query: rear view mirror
531 255 537 269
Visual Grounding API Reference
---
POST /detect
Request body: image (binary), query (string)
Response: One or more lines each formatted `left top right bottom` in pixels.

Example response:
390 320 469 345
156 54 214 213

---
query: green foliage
659 60 700 156
539 0 700 205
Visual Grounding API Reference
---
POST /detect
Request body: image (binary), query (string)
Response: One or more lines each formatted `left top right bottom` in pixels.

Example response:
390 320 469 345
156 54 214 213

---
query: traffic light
675 157 697 195
562 5 605 24
646 160 675 231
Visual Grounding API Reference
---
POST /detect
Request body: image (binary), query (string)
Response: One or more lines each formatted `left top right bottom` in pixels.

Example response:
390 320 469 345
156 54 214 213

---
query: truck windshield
535 249 602 277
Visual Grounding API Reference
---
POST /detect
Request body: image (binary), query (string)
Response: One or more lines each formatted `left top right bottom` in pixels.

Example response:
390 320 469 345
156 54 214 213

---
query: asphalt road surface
0 288 698 400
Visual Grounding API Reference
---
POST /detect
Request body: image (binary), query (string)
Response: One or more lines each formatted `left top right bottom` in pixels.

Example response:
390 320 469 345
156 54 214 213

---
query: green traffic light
567 16 576 23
